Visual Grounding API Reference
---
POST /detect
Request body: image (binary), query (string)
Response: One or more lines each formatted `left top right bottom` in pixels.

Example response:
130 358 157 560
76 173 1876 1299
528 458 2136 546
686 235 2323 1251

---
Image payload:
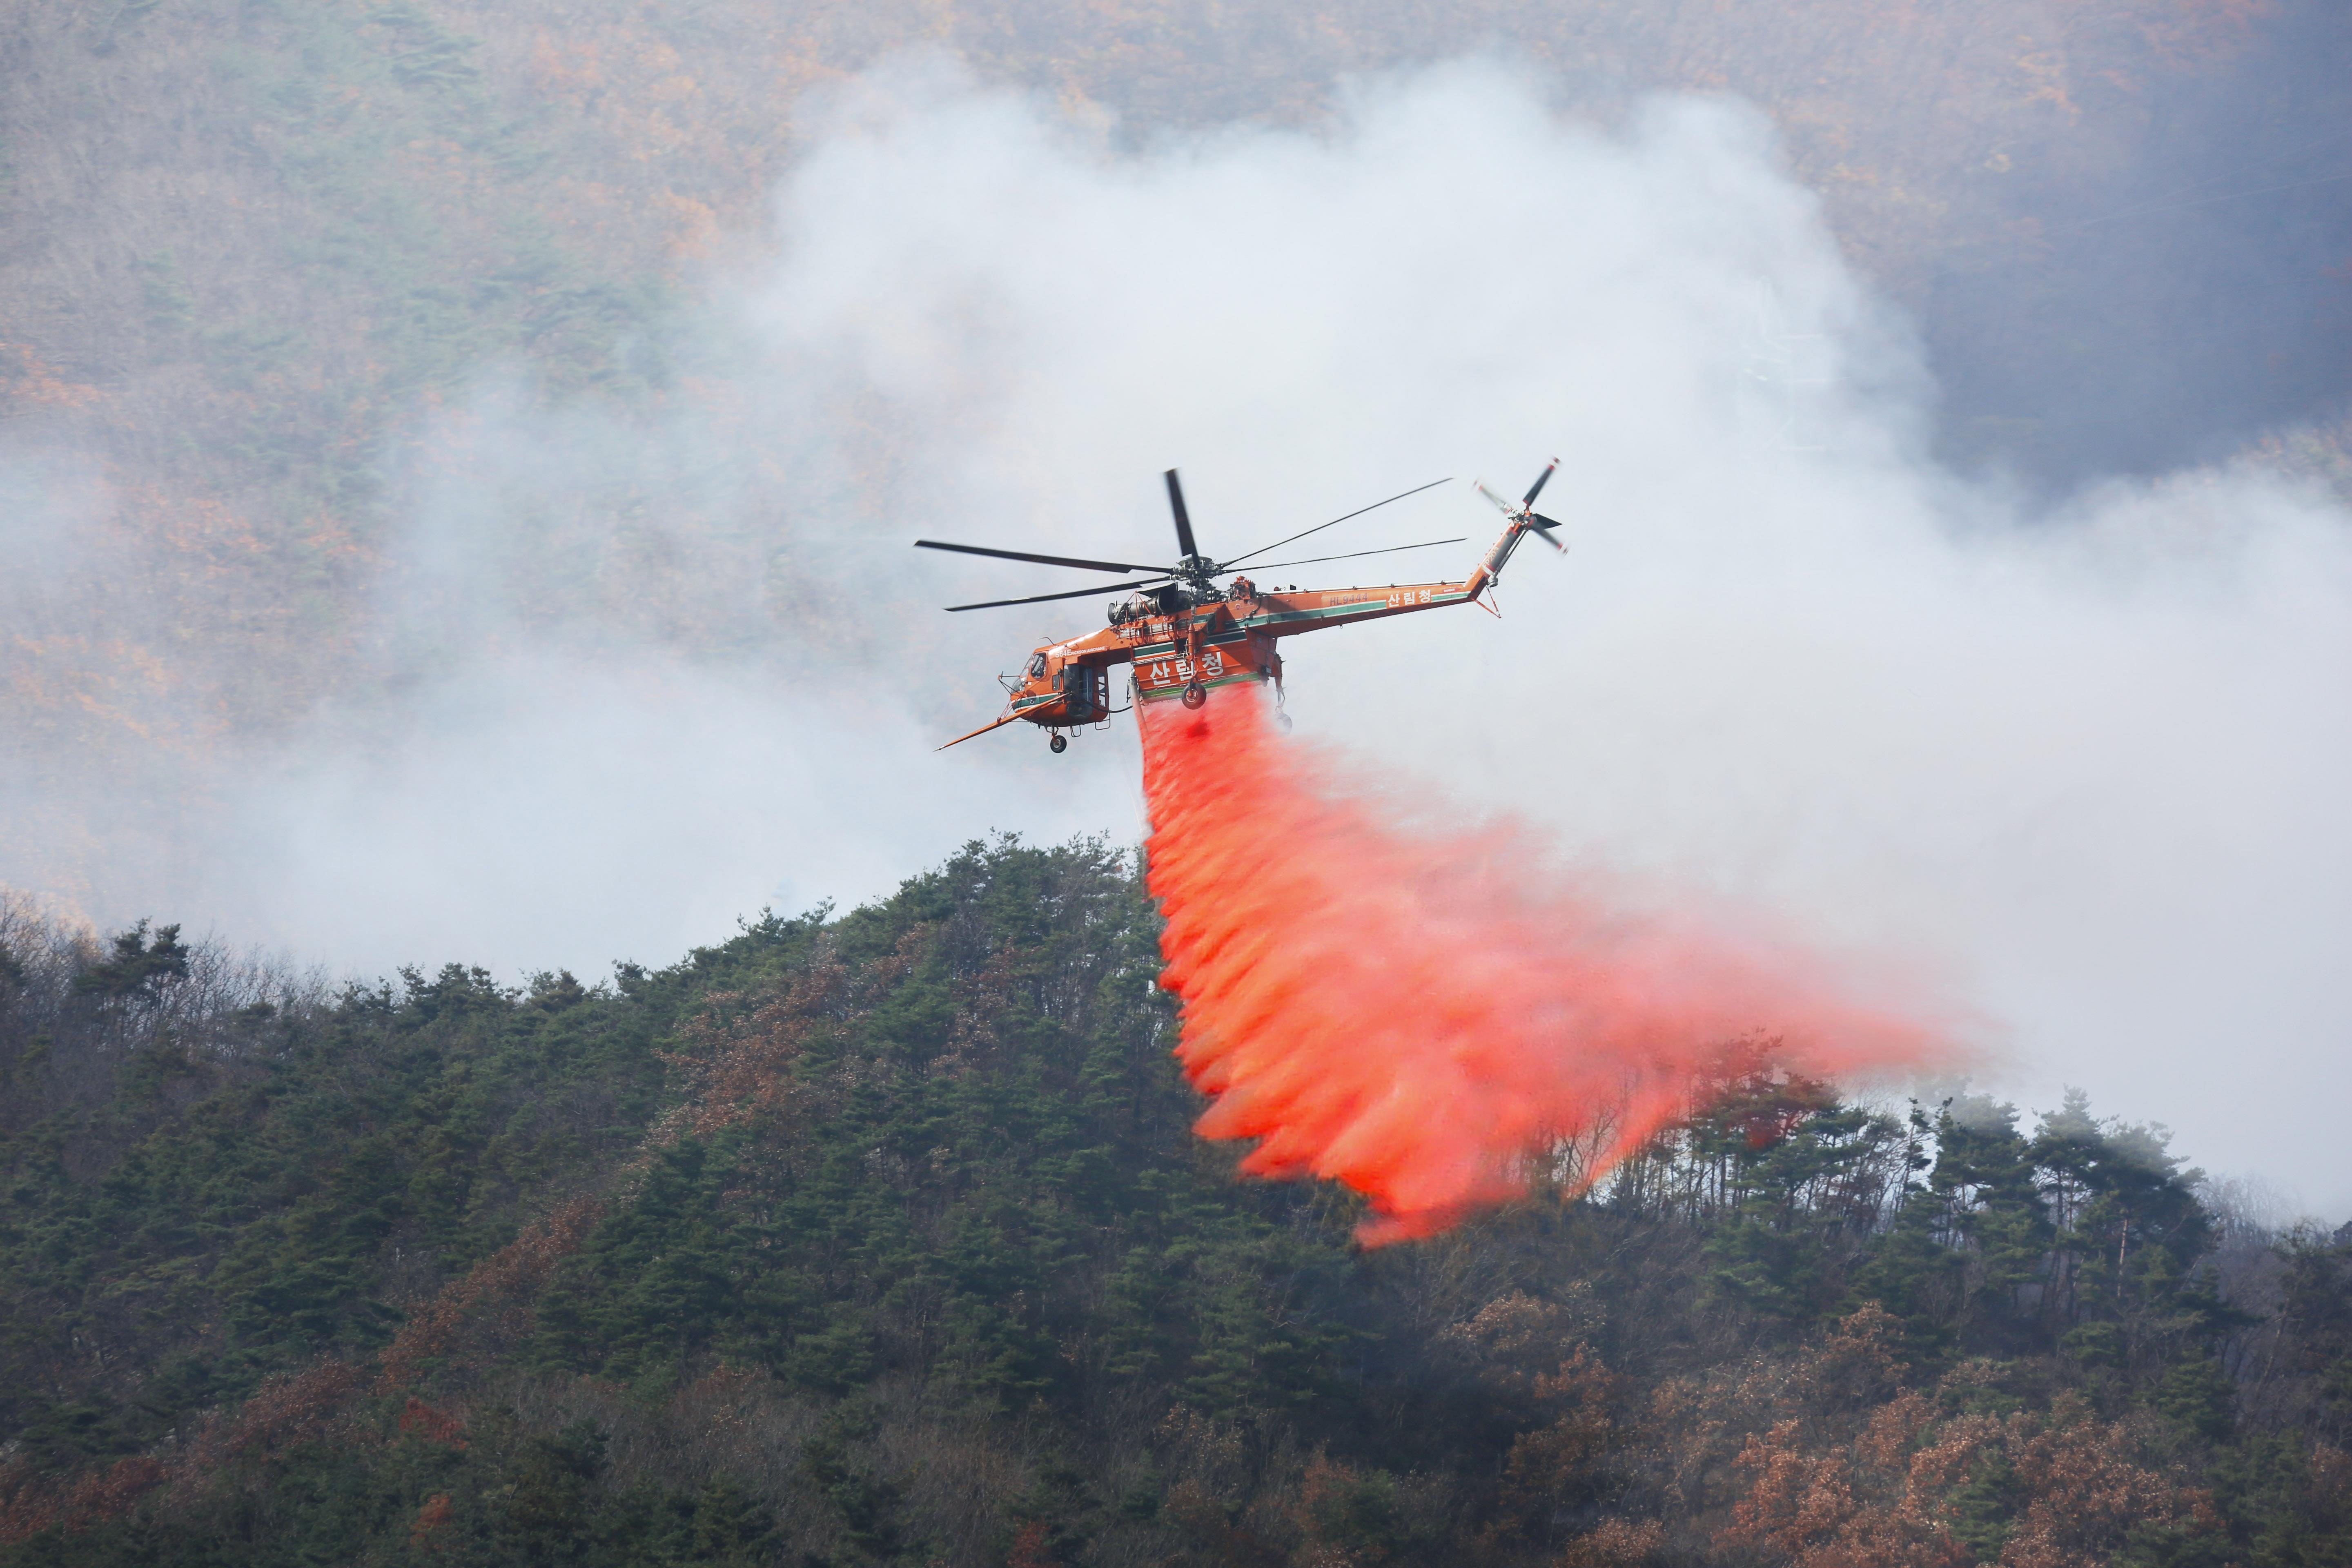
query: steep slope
2 841 2349 1565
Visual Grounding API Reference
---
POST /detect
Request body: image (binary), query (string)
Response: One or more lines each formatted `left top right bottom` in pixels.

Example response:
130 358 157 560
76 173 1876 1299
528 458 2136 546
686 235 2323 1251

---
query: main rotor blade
1473 480 1518 516
1222 477 1452 568
1237 537 1467 574
1522 459 1559 507
916 539 1174 575
1165 469 1199 561
944 577 1170 612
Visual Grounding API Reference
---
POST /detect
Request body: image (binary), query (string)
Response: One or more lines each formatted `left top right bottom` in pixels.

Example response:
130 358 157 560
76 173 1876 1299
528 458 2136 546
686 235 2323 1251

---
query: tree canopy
1 842 2345 1566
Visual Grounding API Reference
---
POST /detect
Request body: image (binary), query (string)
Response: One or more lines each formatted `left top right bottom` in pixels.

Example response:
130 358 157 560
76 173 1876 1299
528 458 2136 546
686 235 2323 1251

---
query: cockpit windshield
1028 653 1049 679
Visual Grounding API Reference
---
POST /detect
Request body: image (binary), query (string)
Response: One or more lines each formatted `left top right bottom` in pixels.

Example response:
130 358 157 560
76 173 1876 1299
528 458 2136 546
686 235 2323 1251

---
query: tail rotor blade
1522 459 1559 507
1474 480 1518 516
1165 469 1199 561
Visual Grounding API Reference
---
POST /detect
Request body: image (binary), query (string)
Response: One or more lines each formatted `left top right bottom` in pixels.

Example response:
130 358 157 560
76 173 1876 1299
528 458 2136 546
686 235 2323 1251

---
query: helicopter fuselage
955 506 1545 747
1009 577 1464 725
927 463 1562 751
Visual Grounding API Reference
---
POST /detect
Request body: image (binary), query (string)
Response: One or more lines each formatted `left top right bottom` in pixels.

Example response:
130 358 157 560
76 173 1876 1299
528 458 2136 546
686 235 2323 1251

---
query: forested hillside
2 840 2347 1566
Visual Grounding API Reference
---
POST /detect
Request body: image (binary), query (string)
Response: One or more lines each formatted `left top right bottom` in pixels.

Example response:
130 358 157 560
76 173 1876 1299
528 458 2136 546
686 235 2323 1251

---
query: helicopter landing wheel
1180 682 1207 710
1049 733 1068 753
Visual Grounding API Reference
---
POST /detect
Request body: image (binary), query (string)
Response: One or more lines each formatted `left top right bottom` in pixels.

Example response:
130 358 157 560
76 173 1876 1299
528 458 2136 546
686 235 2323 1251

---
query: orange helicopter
919 462 1566 751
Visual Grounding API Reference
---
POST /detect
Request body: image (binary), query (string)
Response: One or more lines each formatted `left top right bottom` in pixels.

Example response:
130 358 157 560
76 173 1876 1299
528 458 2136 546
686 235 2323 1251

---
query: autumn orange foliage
1717 1327 2222 1568
409 1492 456 1552
1138 686 1954 1244
374 1194 604 1390
397 1397 470 1451
0 1359 365 1545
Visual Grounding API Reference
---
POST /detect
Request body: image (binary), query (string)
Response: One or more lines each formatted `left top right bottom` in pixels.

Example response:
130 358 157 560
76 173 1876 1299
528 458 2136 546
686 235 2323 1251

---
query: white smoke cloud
212 652 1142 974
744 55 2352 1213
6 53 2347 1214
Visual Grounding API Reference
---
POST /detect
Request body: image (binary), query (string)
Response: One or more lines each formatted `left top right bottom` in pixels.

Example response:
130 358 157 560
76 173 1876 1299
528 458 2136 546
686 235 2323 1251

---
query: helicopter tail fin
1464 459 1566 598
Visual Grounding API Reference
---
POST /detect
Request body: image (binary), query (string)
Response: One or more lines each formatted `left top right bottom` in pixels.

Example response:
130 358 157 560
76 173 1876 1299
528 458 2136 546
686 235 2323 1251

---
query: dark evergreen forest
1 839 2346 1567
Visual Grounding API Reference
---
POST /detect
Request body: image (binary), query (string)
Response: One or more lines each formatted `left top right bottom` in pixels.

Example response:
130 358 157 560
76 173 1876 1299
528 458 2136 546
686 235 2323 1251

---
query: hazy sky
8 56 2348 1214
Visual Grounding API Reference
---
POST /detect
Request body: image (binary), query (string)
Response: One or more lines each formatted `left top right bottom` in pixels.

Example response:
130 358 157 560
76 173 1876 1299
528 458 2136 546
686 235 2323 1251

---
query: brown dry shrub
1997 1400 2218 1568
1162 1477 1285 1568
409 1491 455 1553
1444 1290 1598 1396
656 963 844 1143
0 1358 368 1546
397 1396 469 1450
1715 1372 2225 1568
221 1360 367 1458
375 1194 603 1391
0 1453 170 1546
1717 1389 1984 1568
1007 1517 1055 1566
1559 1516 1666 1568
1490 1347 1621 1540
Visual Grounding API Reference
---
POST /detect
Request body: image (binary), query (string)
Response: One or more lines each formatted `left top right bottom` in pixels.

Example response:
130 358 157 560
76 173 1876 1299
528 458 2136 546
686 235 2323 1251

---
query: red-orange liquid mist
1139 685 1955 1245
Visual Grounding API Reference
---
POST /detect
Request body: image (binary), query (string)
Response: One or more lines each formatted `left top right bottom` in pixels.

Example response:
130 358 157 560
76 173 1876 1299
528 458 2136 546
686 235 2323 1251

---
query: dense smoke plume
2 57 2348 1209
1141 686 1955 1242
764 61 2352 1210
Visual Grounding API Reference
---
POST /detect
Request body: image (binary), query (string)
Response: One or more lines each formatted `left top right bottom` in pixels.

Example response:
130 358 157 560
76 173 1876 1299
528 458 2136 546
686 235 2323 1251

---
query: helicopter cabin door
1059 663 1104 723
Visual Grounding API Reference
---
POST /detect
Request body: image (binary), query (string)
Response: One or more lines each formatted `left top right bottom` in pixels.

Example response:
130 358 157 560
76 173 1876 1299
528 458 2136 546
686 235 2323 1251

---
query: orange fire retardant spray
1138 684 1956 1246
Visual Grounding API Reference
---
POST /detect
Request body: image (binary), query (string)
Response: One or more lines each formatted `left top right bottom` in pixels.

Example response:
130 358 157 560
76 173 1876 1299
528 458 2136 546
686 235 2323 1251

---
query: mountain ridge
2 837 2346 1566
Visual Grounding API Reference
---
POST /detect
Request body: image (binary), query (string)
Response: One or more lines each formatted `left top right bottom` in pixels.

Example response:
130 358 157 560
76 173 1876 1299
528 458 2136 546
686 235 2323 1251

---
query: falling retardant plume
1140 685 1956 1244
